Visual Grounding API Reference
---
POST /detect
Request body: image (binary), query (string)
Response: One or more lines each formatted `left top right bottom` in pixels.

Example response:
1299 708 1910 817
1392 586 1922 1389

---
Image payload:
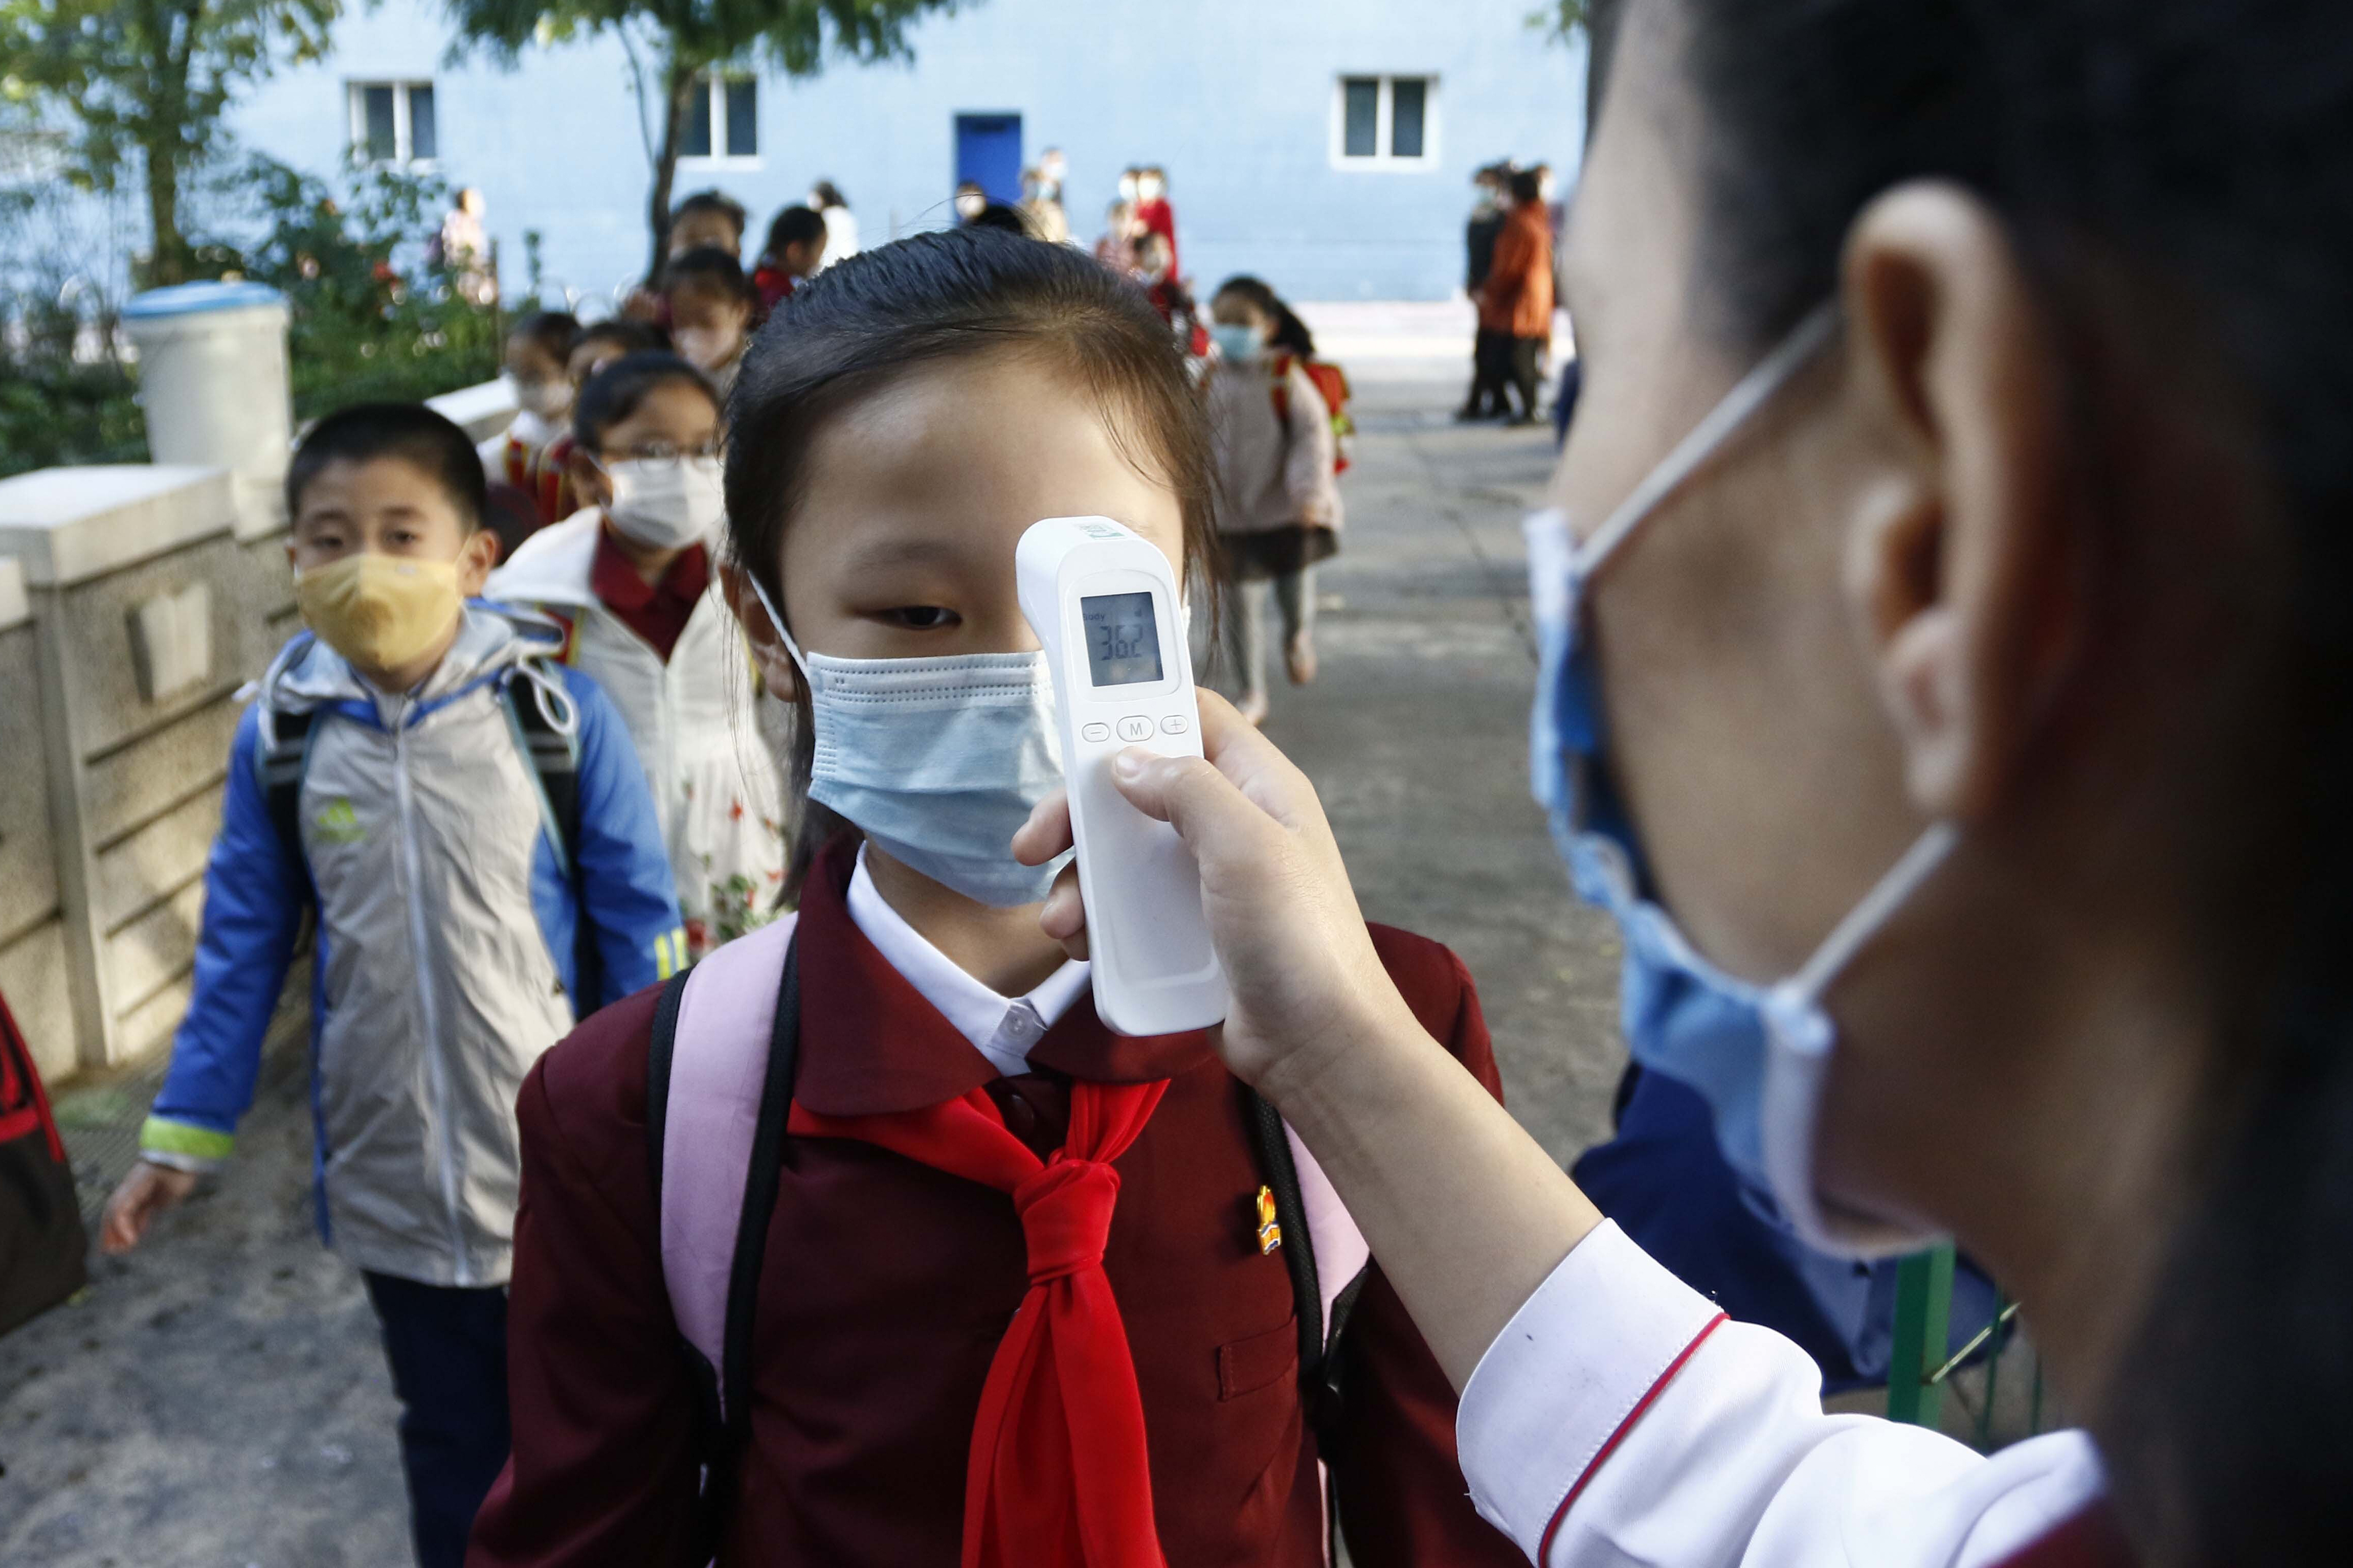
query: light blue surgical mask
746 576 1071 907
1530 302 1956 1258
1209 323 1263 364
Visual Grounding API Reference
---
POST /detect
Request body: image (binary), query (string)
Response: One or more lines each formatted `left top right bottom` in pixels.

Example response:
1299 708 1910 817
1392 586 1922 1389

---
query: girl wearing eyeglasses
490 351 792 960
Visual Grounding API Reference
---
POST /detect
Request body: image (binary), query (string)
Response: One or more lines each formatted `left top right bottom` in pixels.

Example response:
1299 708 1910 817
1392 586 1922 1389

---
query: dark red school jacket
468 845 1527 1568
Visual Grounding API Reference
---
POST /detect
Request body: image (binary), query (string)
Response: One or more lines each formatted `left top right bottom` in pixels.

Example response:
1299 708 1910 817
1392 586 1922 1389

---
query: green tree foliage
0 142 146 473
1530 0 1587 40
208 154 506 417
0 0 341 285
444 0 968 281
0 154 504 479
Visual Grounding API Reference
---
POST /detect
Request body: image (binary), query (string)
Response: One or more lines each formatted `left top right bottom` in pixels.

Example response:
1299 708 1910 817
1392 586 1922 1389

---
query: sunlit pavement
0 345 1624 1566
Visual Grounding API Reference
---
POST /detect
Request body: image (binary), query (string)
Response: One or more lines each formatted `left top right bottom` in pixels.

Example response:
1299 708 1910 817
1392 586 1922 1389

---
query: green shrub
209 154 505 421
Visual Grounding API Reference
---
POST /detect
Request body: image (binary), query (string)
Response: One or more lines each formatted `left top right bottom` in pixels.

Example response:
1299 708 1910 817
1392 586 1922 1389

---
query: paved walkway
0 368 1619 1565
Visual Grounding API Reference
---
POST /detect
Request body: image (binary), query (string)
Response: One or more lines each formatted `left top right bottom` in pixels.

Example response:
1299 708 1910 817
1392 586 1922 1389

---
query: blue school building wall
222 0 1586 306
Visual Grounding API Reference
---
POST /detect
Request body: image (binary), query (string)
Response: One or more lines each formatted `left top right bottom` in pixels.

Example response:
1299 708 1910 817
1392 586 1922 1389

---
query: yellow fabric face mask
294 553 463 674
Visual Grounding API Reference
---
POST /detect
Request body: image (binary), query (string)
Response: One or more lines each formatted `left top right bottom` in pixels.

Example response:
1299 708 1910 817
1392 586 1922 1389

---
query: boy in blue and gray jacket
100 403 686 1568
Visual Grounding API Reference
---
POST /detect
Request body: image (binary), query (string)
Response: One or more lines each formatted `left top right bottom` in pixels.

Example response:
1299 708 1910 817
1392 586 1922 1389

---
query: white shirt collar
845 845 1092 1078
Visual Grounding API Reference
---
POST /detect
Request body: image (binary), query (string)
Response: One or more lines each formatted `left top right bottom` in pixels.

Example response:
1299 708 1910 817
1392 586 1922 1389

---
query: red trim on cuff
1536 1310 1730 1563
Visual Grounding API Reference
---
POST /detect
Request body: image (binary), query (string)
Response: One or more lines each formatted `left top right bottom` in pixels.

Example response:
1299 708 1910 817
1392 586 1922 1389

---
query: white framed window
349 81 437 167
680 75 759 167
1331 74 1437 170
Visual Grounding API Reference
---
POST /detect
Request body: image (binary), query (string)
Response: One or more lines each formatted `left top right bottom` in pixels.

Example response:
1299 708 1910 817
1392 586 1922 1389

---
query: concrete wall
0 556 76 1082
0 467 285 1074
222 0 1587 305
0 371 513 1083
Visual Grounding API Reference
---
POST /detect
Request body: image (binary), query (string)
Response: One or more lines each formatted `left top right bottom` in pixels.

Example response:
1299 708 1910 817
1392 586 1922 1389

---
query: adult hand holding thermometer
1017 516 1228 1035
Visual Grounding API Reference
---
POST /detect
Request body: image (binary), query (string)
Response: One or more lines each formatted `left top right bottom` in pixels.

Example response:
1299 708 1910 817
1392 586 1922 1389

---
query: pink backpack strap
656 913 799 1381
1285 1123 1370 1333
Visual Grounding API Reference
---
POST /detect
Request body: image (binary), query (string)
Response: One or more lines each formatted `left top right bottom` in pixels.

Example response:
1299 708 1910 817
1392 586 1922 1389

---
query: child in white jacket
1204 278 1342 725
490 352 793 958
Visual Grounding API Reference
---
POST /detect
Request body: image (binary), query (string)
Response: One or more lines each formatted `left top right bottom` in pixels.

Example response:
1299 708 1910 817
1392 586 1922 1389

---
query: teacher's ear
1837 181 2082 825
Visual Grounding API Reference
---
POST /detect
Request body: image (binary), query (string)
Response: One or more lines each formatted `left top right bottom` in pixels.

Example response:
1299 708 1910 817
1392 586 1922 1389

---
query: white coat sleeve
1454 1221 2108 1568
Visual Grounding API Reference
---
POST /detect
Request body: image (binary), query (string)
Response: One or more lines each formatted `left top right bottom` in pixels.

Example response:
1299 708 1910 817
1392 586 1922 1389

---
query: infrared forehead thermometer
1017 516 1228 1036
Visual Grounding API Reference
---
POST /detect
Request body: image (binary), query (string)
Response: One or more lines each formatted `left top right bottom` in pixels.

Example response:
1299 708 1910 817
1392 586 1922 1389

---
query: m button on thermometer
1017 516 1228 1035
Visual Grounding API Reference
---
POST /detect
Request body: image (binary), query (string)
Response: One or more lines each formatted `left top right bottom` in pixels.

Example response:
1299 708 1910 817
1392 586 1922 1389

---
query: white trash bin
121 281 293 533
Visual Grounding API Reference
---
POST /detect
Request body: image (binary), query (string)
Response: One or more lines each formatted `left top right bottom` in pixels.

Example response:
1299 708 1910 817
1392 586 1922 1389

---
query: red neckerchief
789 1060 1172 1568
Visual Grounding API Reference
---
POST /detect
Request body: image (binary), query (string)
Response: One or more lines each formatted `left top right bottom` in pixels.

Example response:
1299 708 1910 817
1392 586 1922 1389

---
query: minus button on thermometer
1017 516 1228 1035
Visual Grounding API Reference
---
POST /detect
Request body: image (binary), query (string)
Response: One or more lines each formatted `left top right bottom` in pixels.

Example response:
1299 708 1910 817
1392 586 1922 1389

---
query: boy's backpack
1269 352 1356 476
644 918 1372 1562
257 657 608 1011
0 987 87 1338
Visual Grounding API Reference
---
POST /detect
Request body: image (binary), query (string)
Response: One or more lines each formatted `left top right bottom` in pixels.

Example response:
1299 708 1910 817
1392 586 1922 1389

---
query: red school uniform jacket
469 843 1526 1568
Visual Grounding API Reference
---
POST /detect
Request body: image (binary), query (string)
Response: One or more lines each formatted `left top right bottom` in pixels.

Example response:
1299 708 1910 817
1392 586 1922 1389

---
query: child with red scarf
468 230 1523 1568
751 204 828 313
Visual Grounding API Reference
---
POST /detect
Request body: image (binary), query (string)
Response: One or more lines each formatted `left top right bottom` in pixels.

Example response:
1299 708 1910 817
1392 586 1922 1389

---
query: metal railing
1885 1242 2048 1448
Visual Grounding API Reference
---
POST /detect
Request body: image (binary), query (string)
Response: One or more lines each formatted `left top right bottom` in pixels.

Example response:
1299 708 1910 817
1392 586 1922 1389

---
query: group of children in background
101 202 1407 1568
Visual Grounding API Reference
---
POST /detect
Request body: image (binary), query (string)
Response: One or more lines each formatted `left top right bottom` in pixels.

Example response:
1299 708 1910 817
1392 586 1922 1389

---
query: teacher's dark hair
723 225 1218 899
1649 0 2352 1558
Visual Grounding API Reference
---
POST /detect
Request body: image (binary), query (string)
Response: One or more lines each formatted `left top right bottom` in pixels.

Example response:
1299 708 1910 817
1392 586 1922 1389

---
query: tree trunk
133 0 197 287
643 59 701 286
1584 0 1620 139
145 149 187 287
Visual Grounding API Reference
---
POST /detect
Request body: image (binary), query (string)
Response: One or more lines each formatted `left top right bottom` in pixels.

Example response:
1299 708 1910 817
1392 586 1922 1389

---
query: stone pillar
121 282 293 536
0 556 77 1082
122 281 303 670
0 466 247 1071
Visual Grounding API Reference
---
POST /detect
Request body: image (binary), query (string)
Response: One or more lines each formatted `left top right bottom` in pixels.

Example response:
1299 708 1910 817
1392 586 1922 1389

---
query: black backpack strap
716 939 799 1490
505 663 584 851
644 968 693 1195
257 706 318 883
642 966 724 1520
1247 1085 1369 1556
503 664 600 1012
1246 1088 1373 1449
644 933 801 1561
1246 1086 1324 1384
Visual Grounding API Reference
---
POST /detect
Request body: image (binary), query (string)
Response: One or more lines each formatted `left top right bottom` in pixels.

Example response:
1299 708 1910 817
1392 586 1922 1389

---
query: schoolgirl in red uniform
750 204 827 314
470 230 1525 1568
479 311 582 533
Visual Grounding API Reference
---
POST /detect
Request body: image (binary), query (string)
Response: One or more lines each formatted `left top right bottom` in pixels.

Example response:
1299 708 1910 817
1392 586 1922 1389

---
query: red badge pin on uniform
1256 1185 1282 1255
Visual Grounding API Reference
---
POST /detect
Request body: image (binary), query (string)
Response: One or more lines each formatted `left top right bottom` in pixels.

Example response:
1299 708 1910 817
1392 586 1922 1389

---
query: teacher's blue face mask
1529 303 1958 1259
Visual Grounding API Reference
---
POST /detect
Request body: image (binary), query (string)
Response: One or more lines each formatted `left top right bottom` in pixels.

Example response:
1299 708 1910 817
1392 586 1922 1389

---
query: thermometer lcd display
1081 592 1163 687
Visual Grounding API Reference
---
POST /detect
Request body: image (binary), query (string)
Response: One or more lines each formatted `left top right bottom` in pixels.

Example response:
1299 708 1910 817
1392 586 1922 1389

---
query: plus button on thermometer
1018 516 1228 1035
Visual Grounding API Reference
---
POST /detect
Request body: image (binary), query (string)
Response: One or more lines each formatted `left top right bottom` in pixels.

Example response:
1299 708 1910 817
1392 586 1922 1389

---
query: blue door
954 113 1024 206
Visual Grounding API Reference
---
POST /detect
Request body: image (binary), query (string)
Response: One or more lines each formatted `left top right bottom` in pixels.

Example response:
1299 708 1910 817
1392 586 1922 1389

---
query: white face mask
509 376 571 422
602 456 725 550
673 326 741 375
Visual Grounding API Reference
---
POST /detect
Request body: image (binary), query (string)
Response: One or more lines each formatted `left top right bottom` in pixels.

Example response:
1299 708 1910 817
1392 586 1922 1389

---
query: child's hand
100 1160 200 1254
1012 690 1420 1095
